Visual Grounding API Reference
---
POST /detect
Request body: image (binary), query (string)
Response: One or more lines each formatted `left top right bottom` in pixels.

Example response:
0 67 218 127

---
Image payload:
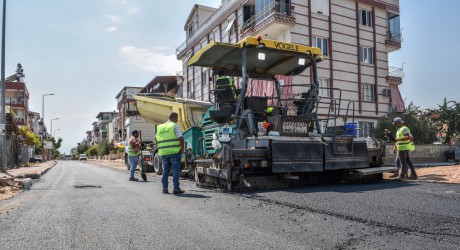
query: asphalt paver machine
185 36 394 191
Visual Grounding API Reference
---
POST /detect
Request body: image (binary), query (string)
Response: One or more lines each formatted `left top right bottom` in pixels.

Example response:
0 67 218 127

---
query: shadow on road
417 174 451 182
286 180 420 194
238 180 421 196
173 193 211 199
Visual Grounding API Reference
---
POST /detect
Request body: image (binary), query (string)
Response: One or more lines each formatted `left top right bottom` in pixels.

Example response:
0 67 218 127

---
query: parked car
79 154 88 161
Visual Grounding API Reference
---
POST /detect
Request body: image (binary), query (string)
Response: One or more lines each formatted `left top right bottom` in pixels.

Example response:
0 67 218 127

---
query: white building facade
176 0 404 137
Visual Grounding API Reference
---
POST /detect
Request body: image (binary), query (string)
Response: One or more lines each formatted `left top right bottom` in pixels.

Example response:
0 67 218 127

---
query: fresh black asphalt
0 161 459 249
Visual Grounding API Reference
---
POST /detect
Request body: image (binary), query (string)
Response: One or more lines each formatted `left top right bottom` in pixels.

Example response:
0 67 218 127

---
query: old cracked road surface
0 161 459 249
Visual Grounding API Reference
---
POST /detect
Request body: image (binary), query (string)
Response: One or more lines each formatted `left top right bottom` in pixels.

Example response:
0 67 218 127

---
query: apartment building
115 86 142 142
93 112 118 144
139 76 178 95
5 80 29 127
176 0 404 137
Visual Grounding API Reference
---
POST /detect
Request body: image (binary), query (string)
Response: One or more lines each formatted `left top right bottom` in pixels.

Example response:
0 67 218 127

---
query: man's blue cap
393 117 404 124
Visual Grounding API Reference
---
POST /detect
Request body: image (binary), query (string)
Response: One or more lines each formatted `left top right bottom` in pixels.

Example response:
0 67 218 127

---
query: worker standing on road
393 117 417 180
128 130 141 181
156 112 185 194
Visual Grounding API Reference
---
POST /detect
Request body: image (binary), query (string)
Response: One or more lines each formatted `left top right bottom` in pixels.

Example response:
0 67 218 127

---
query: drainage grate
74 185 102 189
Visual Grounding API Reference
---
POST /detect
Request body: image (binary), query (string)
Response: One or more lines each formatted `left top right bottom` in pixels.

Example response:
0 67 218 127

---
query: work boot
129 177 138 181
173 189 185 194
162 189 169 194
397 174 407 181
408 173 418 180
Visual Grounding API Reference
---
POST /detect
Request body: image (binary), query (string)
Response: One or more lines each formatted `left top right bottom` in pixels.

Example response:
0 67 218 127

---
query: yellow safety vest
127 137 140 156
216 76 236 98
156 122 181 156
396 126 415 151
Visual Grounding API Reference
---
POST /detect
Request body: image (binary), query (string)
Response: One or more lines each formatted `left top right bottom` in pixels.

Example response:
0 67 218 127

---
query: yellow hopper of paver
133 93 212 131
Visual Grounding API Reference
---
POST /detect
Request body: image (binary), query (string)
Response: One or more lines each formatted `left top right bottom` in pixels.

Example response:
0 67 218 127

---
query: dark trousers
398 150 416 177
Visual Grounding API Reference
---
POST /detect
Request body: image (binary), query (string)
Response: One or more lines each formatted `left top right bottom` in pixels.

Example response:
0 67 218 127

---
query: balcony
241 2 295 39
176 1 240 58
15 117 26 126
386 31 402 52
386 66 404 84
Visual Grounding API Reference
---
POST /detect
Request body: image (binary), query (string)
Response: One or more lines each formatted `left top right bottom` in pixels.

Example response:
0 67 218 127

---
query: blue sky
3 0 459 154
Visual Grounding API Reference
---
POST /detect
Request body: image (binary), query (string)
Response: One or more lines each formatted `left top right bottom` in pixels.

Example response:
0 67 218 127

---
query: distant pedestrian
156 112 185 194
128 130 141 181
393 117 417 180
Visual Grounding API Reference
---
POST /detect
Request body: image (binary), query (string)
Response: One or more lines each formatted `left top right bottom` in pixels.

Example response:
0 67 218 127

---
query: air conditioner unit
382 88 391 96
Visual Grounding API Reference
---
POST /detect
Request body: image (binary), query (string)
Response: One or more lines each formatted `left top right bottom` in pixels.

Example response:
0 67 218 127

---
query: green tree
77 142 90 154
49 137 63 158
428 99 460 145
374 102 437 144
17 126 41 147
97 139 111 156
88 145 99 156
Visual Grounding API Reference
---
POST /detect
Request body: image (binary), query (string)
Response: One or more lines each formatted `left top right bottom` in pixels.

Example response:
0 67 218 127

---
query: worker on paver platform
215 70 237 101
393 117 417 180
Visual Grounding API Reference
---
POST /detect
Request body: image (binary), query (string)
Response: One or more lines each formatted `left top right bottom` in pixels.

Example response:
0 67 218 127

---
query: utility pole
1 0 7 173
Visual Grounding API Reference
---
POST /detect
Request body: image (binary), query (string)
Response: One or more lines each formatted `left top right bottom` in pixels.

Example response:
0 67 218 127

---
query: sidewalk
0 160 57 201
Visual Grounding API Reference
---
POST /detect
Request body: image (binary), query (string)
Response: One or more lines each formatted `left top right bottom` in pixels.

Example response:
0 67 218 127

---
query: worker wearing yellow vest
393 117 417 180
156 112 185 194
128 130 141 181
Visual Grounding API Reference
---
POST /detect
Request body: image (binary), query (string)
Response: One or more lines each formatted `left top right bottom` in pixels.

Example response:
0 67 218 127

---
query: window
187 24 193 38
225 15 236 34
213 27 221 42
360 46 373 64
200 39 207 49
359 8 373 27
313 37 329 56
202 71 208 86
243 4 253 23
311 0 329 16
318 78 330 97
358 122 374 138
362 83 375 101
388 13 401 42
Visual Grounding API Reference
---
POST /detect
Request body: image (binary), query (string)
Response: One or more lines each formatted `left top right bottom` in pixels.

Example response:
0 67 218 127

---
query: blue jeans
161 152 181 190
129 155 138 178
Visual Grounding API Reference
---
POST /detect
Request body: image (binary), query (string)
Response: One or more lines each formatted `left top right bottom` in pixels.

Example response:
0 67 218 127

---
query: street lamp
0 0 7 173
50 118 59 137
42 93 54 122
53 129 60 138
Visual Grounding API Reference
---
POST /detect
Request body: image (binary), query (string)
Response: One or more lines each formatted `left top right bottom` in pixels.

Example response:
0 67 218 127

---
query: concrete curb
15 178 33 189
24 160 58 179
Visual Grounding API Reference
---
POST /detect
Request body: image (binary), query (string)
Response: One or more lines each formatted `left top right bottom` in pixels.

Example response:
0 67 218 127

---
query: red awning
390 84 405 112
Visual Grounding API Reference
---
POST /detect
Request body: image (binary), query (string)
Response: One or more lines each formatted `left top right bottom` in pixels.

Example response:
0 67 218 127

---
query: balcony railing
389 66 404 78
387 31 402 43
241 2 292 33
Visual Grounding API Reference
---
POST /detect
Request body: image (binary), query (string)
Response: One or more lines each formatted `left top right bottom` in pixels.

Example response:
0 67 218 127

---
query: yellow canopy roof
133 94 212 131
188 36 323 78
